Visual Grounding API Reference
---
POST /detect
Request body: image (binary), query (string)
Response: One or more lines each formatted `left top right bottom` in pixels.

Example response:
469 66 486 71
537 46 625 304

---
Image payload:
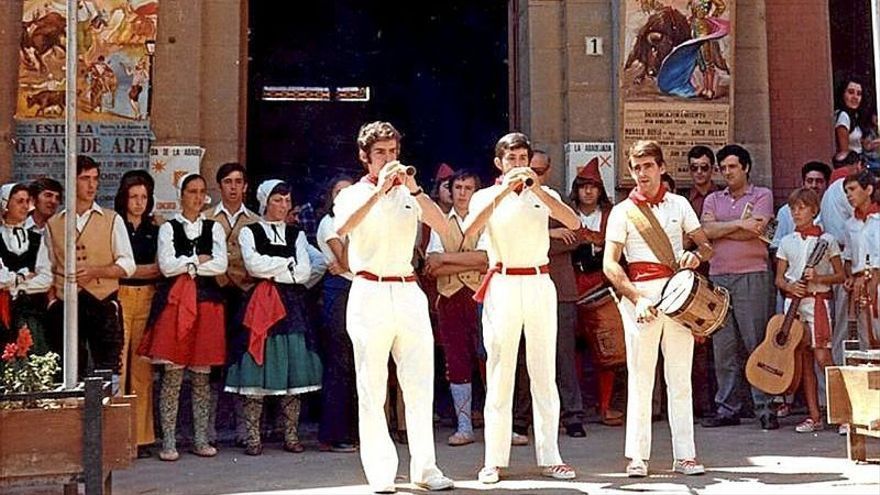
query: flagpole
63 0 79 389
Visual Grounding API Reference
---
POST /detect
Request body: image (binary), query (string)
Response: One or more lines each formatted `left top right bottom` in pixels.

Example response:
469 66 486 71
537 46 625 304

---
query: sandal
158 449 179 462
602 409 624 426
192 444 218 458
541 463 576 480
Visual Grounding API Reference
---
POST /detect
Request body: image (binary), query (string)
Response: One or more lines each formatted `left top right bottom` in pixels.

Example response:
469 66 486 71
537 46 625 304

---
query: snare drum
577 287 626 368
655 269 730 338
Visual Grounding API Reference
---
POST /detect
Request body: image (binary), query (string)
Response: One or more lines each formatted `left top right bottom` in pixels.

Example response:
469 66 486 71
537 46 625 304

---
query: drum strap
626 203 679 271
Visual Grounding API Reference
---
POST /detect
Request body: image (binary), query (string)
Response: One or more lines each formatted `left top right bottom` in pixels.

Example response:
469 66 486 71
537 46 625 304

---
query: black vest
246 223 299 262
169 219 215 257
0 229 41 272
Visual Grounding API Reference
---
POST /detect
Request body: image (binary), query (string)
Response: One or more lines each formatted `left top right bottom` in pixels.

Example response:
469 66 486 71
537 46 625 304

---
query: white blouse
0 222 52 295
157 213 228 278
238 221 311 285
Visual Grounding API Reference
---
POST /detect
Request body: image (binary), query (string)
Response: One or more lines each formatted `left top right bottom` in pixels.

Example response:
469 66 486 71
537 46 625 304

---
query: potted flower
0 325 60 409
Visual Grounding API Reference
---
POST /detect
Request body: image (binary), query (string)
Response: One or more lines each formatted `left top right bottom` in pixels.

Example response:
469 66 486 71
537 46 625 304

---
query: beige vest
47 207 118 300
436 215 484 297
207 206 258 291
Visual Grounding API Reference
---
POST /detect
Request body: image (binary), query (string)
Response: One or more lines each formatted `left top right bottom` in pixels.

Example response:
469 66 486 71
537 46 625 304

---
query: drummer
568 160 623 426
603 140 713 478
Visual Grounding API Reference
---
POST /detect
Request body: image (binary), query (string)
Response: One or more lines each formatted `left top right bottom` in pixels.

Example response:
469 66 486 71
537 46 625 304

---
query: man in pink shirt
700 144 778 430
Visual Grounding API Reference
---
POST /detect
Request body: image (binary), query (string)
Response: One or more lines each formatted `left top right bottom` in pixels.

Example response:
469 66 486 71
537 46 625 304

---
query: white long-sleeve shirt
238 221 311 285
157 214 228 277
43 203 136 277
0 223 52 295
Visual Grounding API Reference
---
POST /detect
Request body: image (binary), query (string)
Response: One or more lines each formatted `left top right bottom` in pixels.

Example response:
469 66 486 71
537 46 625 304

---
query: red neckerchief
629 183 667 206
854 202 880 222
795 225 823 238
830 164 858 183
361 174 378 185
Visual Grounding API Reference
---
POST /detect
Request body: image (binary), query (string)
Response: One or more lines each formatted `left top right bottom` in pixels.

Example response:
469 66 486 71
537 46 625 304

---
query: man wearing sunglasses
686 146 718 218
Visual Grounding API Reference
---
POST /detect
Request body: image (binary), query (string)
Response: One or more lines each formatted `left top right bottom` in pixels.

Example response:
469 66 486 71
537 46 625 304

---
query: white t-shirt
317 214 353 281
842 213 880 273
836 111 863 154
463 185 559 267
579 209 604 256
819 179 854 246
770 204 823 249
333 182 422 276
605 193 701 264
777 232 841 293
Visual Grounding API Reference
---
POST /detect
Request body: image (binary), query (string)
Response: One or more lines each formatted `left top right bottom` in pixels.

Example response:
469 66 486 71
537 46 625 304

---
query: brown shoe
284 441 305 453
192 444 218 457
602 409 624 426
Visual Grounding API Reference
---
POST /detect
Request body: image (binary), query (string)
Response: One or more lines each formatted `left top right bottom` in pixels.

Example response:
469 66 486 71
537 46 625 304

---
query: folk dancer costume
44 195 135 380
333 172 449 492
570 164 621 426
426 208 487 445
0 184 52 355
118 209 161 450
842 203 880 347
138 176 228 459
225 180 323 455
316 210 358 450
466 177 572 480
605 185 703 471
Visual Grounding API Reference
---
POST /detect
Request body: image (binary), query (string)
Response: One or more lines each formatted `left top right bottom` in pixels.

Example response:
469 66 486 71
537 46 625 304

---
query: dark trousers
318 277 358 444
48 290 123 376
437 288 480 384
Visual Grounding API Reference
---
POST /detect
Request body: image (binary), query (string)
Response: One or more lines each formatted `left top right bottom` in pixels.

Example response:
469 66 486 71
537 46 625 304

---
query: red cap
576 157 602 184
435 163 455 182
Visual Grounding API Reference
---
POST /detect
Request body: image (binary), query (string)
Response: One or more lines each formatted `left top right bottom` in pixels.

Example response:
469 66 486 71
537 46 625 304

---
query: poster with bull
619 0 734 187
16 0 158 121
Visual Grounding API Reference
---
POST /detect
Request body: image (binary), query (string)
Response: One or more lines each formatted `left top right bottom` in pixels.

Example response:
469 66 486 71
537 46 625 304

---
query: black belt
120 279 160 287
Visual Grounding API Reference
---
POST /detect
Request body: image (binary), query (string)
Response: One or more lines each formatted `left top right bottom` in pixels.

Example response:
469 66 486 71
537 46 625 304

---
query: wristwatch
410 187 424 197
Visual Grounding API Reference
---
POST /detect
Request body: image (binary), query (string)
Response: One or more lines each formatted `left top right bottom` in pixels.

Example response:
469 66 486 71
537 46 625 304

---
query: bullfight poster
619 0 735 186
150 146 204 218
12 120 152 206
16 0 158 121
565 142 616 202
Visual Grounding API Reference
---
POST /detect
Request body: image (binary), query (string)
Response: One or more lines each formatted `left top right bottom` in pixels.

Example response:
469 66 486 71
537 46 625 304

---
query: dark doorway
246 2 509 208
828 0 875 102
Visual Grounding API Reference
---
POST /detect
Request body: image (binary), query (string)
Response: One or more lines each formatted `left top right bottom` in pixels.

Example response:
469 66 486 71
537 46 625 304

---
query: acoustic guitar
746 239 829 395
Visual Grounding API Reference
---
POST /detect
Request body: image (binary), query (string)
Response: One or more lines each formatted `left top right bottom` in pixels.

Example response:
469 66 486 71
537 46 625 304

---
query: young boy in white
775 188 844 433
333 121 452 494
463 132 581 484
603 140 712 478
841 172 880 349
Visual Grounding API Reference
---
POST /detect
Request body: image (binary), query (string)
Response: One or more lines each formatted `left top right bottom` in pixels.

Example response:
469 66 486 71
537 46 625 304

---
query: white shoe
541 464 576 479
374 486 396 494
511 432 529 446
478 466 500 484
414 474 453 491
626 459 648 477
672 458 705 475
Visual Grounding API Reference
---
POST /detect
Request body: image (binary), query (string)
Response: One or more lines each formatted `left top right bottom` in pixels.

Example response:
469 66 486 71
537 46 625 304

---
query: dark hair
716 144 752 174
180 174 206 192
76 155 100 176
322 174 355 218
450 169 482 190
28 177 62 197
835 75 869 134
568 177 611 211
627 140 665 166
832 150 862 169
494 132 532 160
843 170 877 194
216 162 248 185
269 181 293 201
114 170 155 220
687 145 715 166
357 121 402 154
660 173 676 192
7 184 30 201
801 161 831 183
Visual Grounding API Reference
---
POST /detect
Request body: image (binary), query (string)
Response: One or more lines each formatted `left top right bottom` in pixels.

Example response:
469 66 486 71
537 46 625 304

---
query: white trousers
347 278 442 490
619 278 696 462
482 273 564 468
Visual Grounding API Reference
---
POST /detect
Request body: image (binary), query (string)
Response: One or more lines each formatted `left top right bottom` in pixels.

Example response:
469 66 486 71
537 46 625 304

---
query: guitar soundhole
775 332 787 346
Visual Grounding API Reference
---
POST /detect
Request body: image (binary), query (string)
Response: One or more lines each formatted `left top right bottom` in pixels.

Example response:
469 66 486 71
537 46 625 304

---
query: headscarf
0 183 17 214
177 173 211 205
256 179 284 215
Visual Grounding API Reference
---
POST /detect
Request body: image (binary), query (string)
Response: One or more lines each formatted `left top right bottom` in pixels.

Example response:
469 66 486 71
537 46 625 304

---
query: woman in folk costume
0 183 52 354
568 160 624 427
113 171 161 458
225 179 322 456
138 173 228 461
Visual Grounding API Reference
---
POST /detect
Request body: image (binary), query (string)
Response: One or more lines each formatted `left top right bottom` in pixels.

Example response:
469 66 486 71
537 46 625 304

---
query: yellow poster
619 0 734 186
17 0 158 121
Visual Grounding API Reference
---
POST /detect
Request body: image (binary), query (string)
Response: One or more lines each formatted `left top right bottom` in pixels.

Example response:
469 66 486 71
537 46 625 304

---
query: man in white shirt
334 121 453 493
44 155 136 382
603 140 712 477
463 132 580 484
25 177 63 235
841 172 880 348
771 161 831 250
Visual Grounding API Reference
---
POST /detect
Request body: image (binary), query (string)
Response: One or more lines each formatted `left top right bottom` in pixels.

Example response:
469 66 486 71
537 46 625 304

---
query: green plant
1 325 59 408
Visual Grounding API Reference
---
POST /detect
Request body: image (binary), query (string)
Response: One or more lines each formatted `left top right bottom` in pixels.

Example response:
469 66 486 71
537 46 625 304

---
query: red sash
242 280 287 366
626 262 675 282
784 290 833 346
473 263 550 303
166 276 198 346
0 291 10 329
356 271 418 283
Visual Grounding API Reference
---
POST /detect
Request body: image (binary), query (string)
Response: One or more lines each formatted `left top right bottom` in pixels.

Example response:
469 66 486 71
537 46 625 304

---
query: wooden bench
826 347 880 463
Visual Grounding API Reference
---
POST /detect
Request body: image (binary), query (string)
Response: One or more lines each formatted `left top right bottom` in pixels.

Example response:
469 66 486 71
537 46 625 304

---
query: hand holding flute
378 160 416 194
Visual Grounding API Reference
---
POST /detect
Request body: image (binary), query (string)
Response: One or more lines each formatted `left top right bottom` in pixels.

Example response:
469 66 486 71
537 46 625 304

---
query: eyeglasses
531 167 549 176
689 165 711 172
